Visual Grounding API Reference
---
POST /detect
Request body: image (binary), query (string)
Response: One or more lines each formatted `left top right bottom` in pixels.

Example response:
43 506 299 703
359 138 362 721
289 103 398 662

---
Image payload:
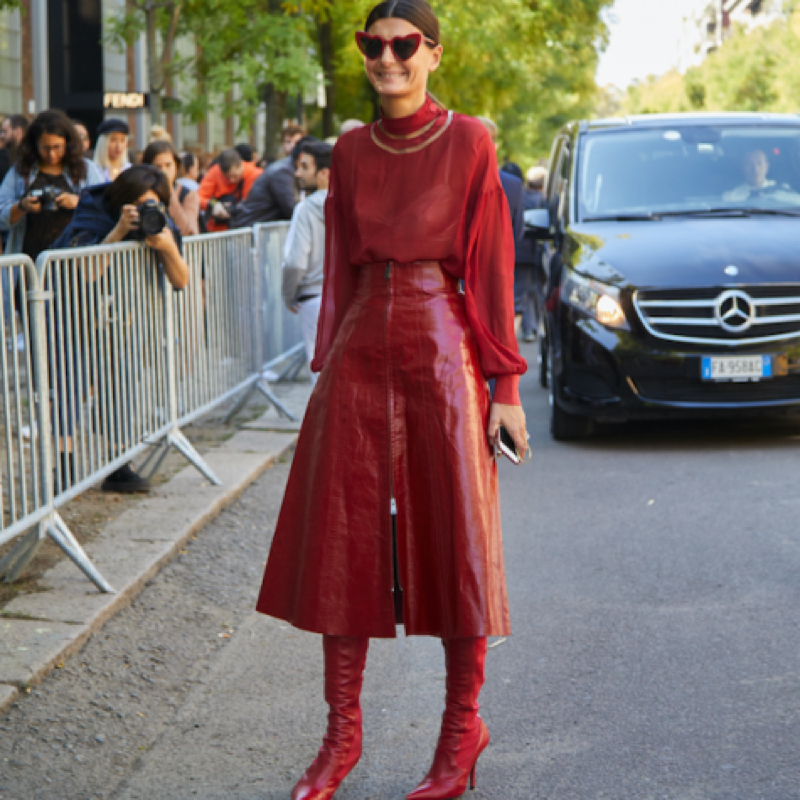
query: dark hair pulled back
104 164 171 215
142 140 182 177
16 109 86 184
364 0 440 45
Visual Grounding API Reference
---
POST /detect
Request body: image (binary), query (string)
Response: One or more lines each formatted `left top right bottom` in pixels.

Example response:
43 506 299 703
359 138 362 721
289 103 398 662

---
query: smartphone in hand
495 426 521 465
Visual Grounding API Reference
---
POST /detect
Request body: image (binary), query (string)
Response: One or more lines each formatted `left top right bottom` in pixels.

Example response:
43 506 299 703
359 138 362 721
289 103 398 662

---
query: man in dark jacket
231 137 318 228
499 167 525 244
503 162 542 341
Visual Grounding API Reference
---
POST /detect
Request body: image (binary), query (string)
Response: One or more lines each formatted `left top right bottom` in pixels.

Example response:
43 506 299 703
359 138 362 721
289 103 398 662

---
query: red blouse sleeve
463 134 527 405
311 143 357 373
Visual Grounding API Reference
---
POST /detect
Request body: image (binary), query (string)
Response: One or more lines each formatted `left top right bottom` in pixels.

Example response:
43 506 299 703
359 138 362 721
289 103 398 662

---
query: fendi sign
104 92 148 110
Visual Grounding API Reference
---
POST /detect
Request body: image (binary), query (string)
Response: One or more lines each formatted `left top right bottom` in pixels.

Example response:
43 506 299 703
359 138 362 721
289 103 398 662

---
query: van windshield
579 125 800 220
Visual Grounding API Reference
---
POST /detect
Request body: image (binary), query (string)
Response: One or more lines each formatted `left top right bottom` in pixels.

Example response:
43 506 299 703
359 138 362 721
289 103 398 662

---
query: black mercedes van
527 113 800 440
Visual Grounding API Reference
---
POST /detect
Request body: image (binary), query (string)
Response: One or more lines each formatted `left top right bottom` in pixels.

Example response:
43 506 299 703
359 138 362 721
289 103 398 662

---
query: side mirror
524 208 552 239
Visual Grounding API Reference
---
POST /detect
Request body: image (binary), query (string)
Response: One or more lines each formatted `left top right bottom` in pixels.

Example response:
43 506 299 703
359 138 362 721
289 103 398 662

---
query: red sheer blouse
312 98 527 405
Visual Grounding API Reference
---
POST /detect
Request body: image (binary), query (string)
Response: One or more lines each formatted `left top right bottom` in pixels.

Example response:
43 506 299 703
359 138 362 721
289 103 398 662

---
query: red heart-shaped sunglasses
355 31 437 62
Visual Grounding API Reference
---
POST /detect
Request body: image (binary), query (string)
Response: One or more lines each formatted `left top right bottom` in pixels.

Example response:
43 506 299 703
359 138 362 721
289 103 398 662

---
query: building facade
0 0 265 154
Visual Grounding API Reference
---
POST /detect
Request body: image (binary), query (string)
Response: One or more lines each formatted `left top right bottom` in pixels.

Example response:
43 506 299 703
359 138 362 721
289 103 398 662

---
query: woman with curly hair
255 1 528 797
0 109 103 264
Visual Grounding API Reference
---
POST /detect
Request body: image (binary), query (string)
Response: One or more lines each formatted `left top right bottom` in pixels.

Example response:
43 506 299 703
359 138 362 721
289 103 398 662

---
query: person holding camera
55 164 188 289
0 110 103 320
53 165 189 493
142 140 200 236
197 148 261 232
0 110 103 263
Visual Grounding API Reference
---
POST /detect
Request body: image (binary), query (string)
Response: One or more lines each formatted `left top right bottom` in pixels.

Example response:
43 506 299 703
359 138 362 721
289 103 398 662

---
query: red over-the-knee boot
407 637 490 799
291 635 369 800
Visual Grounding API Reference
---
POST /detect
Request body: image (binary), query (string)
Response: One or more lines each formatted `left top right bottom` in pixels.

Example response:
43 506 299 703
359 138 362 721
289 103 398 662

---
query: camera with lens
134 199 167 238
29 185 63 212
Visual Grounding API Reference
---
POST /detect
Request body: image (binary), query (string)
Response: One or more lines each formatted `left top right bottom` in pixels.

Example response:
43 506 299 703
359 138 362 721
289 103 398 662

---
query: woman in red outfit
256 1 528 797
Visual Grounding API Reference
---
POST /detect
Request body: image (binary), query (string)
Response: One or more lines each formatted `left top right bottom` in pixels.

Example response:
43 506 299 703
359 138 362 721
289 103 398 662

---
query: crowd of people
0 112 353 258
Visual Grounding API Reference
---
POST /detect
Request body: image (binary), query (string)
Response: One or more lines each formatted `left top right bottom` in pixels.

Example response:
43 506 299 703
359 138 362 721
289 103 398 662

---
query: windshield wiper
583 213 662 222
658 207 800 218
585 208 800 222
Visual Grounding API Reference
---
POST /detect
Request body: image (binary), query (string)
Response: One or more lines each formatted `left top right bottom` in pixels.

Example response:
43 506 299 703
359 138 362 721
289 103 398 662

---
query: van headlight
563 270 627 329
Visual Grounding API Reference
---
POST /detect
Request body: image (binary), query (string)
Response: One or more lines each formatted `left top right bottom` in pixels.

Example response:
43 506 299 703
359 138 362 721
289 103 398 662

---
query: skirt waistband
356 260 459 294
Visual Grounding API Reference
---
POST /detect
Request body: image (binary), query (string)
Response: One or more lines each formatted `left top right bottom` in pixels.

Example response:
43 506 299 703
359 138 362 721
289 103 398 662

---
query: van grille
633 286 800 347
634 375 800 404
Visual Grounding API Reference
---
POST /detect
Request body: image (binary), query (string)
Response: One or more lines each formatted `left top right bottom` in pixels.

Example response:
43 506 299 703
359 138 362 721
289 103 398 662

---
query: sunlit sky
596 0 700 89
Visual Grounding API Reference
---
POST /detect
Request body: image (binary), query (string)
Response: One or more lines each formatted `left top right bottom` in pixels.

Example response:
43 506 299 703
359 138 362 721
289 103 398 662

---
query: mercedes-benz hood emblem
716 289 754 332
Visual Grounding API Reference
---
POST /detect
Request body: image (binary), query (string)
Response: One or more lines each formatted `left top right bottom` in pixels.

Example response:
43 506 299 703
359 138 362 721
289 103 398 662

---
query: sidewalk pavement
0 382 312 713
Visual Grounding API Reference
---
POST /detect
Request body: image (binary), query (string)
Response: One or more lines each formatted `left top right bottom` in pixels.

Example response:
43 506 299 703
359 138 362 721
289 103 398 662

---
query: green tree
104 1 185 125
106 0 317 148
623 9 799 117
183 0 318 152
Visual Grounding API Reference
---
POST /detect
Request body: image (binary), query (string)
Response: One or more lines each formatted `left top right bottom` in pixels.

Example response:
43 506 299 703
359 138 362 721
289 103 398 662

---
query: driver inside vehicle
723 148 789 201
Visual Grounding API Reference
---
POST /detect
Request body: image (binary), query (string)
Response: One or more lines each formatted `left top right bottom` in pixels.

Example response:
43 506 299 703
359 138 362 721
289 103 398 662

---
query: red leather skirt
255 261 511 638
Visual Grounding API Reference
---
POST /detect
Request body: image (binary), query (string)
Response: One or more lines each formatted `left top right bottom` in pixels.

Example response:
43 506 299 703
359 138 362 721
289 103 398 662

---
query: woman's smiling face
363 17 442 102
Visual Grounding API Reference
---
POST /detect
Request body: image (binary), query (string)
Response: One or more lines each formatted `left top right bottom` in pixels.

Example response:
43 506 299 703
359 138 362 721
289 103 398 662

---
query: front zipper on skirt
385 261 404 623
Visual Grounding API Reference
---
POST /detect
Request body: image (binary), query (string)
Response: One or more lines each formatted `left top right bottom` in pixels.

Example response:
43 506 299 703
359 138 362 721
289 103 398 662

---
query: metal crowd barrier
253 222 307 382
0 255 111 590
0 222 306 592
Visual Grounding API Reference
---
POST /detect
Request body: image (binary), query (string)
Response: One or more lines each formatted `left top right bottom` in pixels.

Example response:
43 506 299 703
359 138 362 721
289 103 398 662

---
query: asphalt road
2 339 800 799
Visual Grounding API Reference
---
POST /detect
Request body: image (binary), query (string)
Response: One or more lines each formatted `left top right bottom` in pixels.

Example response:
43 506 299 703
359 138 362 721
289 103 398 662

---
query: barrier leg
138 437 170 480
46 513 114 593
221 381 257 425
255 379 298 421
139 426 221 485
285 353 308 382
0 516 114 593
276 349 307 383
0 526 45 583
165 428 221 486
222 377 298 424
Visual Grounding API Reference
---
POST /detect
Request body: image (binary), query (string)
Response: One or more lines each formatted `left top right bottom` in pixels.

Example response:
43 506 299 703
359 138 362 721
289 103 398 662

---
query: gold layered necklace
371 111 454 155
377 115 438 140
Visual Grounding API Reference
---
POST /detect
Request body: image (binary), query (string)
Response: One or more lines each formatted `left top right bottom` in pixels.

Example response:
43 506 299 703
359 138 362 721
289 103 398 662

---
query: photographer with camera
0 110 103 263
52 165 188 493
55 164 188 289
197 148 261 232
0 110 103 320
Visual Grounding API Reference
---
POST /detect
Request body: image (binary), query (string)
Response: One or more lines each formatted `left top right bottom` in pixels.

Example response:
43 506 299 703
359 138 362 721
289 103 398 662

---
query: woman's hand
145 227 177 253
55 192 79 210
487 402 529 460
19 195 41 214
113 204 140 239
146 227 189 290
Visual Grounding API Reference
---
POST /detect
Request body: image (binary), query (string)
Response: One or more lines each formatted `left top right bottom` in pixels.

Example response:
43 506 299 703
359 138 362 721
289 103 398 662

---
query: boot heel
469 762 477 790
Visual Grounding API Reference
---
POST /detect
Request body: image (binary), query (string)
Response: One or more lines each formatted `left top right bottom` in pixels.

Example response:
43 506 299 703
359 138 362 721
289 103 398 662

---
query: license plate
701 355 772 381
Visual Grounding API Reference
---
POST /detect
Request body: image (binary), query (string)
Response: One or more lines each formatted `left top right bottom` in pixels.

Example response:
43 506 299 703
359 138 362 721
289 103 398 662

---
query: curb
0 421 301 713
